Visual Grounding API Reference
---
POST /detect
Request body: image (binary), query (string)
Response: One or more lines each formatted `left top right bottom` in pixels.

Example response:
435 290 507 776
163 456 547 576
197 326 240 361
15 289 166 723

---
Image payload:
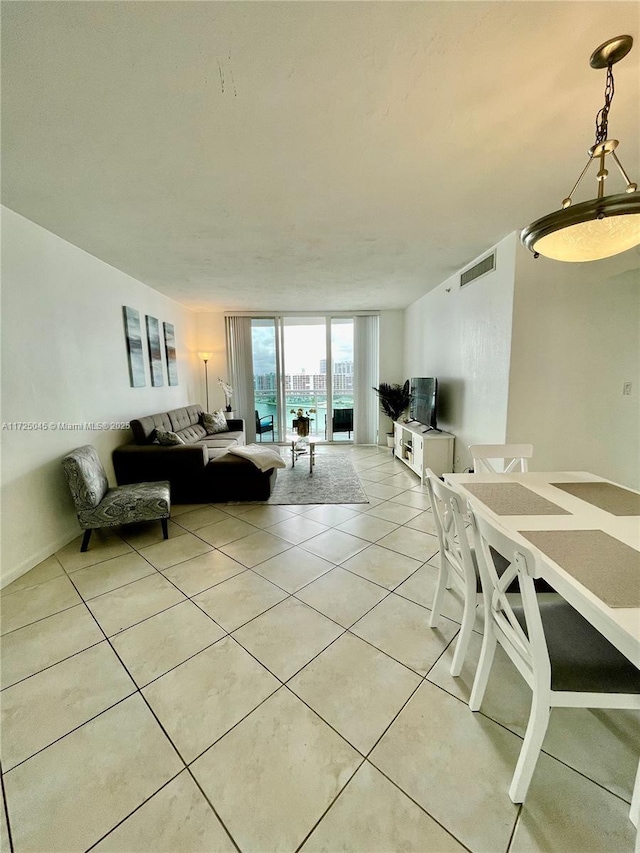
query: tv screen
410 377 438 430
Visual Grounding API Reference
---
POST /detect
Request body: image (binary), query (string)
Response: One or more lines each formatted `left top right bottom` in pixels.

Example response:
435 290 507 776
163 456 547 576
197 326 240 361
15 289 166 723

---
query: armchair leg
80 530 92 552
161 518 169 540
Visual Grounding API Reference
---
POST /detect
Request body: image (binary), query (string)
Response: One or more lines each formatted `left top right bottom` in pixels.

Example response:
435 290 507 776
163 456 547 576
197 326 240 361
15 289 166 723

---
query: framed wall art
163 321 179 386
145 315 164 387
122 306 146 387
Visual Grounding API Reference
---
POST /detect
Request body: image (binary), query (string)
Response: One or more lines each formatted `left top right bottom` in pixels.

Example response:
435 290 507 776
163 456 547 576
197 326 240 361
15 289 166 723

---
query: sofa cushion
169 405 202 434
201 430 244 449
203 410 229 434
177 424 207 444
203 438 238 449
132 412 174 444
155 429 185 446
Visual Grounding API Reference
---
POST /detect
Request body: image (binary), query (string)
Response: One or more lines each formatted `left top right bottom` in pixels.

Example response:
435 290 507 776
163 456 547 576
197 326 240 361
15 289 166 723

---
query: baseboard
0 528 78 590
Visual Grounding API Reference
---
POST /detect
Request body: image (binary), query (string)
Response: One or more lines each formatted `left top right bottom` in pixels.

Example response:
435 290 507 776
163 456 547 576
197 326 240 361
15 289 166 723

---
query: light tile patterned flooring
1 445 638 852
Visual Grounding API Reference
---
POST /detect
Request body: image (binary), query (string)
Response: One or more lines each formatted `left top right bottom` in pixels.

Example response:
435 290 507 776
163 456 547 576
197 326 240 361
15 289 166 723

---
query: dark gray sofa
113 404 277 502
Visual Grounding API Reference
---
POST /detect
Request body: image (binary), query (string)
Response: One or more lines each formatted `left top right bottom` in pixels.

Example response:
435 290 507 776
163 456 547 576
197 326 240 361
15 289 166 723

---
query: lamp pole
197 352 213 411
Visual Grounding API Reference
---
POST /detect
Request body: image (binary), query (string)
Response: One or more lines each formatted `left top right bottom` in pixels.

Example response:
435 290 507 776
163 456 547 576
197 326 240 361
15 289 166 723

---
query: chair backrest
333 408 353 431
467 502 550 690
62 445 109 512
469 444 534 474
425 469 475 593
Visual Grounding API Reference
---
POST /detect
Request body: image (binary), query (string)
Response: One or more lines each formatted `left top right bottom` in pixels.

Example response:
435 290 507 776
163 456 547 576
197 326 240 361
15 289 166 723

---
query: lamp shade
521 192 640 262
197 351 213 361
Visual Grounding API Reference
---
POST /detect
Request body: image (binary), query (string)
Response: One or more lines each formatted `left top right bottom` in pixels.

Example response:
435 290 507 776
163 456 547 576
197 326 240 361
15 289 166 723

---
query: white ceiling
2 1 639 311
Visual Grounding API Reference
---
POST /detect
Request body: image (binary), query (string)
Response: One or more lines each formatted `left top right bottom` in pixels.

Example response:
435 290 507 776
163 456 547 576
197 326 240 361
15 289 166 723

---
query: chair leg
469 626 497 711
161 518 169 540
429 557 448 628
80 529 92 552
450 594 476 677
509 694 551 803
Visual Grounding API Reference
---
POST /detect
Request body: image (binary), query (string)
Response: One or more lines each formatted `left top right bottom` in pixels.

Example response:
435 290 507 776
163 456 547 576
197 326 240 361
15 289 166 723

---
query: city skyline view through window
252 317 354 441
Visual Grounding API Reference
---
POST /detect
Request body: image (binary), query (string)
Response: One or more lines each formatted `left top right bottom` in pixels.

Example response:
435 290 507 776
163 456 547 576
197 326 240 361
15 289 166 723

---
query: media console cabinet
393 421 455 482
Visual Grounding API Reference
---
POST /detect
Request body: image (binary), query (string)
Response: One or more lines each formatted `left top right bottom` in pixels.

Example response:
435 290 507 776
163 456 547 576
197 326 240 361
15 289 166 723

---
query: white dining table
444 469 640 829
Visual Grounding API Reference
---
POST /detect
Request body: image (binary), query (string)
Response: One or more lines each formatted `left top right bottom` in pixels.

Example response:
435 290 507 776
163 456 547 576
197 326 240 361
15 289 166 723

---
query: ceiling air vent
460 252 496 287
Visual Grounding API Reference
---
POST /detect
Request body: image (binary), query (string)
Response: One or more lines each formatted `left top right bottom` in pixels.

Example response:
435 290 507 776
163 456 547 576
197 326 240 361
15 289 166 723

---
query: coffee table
291 439 315 473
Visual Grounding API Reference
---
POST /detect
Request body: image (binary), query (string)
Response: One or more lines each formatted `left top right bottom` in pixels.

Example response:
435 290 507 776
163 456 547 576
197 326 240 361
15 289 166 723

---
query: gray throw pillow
202 409 229 435
154 429 185 446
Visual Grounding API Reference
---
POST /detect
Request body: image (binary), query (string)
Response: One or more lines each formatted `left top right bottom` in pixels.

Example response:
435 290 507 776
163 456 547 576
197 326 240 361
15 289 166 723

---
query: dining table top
443 470 640 669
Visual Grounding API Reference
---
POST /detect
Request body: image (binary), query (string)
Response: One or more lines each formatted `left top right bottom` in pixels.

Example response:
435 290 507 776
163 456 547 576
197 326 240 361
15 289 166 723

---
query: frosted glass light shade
197 351 213 361
521 192 640 262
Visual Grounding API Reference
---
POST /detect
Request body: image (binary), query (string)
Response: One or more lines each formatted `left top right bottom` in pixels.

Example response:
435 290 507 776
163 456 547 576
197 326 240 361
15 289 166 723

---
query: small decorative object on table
218 377 234 413
291 407 315 438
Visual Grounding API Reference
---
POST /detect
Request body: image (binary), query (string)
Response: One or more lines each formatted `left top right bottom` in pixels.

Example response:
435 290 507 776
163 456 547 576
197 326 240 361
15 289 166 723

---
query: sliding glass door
237 315 372 444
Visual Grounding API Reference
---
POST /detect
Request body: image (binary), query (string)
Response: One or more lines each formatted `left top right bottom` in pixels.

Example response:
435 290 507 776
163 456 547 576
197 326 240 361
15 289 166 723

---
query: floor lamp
197 352 212 411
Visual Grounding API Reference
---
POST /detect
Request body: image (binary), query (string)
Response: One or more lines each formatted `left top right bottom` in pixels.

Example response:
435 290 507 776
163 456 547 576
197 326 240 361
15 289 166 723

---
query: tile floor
1 445 638 852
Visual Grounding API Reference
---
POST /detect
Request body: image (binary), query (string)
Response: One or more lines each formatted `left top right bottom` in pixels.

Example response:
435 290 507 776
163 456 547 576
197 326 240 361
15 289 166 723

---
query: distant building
255 362 353 395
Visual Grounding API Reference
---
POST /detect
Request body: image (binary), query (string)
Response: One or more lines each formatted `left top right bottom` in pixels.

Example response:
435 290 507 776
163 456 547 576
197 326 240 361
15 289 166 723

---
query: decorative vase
297 417 310 437
386 434 394 448
224 411 236 420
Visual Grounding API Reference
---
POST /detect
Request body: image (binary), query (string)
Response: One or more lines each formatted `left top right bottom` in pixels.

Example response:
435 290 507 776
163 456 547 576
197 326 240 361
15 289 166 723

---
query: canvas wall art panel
163 322 179 386
123 306 146 387
145 315 164 386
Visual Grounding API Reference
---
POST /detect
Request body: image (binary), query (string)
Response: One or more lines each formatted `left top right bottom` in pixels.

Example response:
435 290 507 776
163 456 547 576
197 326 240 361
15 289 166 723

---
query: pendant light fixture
521 35 640 262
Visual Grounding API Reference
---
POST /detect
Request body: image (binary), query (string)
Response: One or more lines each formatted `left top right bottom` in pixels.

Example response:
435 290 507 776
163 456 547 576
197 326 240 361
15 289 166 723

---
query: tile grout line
6 475 631 850
292 648 472 853
82 770 193 853
56 569 245 853
421 677 638 808
2 692 137 775
0 760 15 853
505 802 524 853
292 755 368 852
0 636 106 693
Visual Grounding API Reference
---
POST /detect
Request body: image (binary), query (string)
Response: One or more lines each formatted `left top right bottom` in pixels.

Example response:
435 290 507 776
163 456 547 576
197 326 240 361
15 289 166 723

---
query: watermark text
2 422 130 431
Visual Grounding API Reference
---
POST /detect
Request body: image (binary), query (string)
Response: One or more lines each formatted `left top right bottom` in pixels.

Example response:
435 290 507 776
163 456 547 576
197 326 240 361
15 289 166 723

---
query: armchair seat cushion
77 481 171 530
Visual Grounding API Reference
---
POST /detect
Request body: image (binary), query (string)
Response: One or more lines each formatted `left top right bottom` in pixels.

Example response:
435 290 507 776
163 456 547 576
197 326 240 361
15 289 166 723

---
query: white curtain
225 316 256 443
353 315 379 445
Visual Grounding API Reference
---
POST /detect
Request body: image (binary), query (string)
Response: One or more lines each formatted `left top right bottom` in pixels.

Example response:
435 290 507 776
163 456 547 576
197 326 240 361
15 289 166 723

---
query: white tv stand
393 421 454 482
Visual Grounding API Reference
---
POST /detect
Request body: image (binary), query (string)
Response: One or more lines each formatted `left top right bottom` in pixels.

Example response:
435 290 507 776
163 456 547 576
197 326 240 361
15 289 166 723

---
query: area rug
267 452 369 505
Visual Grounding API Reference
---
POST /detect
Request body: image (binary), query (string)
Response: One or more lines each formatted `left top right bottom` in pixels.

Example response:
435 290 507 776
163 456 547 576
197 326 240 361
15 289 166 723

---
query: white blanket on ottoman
228 444 286 472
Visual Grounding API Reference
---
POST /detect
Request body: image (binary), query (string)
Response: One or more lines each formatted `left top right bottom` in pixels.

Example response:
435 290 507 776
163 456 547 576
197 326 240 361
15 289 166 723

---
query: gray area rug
268 452 369 505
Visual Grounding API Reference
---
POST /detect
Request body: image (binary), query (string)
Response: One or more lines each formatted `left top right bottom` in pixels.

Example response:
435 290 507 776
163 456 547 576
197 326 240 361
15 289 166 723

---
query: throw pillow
154 429 185 446
202 409 229 435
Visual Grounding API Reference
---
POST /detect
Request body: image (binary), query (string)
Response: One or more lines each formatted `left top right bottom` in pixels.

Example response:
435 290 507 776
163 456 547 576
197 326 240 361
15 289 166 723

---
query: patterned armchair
62 445 171 552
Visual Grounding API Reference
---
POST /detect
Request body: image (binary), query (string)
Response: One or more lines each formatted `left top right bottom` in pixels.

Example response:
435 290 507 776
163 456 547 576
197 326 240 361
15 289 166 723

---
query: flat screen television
410 377 439 431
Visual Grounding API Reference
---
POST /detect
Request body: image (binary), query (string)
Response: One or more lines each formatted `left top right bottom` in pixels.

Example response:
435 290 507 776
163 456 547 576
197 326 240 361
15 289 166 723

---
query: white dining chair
469 443 533 474
425 470 480 676
467 502 640 804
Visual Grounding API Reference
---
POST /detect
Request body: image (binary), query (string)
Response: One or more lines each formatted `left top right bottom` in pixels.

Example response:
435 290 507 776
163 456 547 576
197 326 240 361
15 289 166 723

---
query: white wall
1 207 198 586
377 310 405 443
404 233 517 469
195 312 228 412
507 245 640 489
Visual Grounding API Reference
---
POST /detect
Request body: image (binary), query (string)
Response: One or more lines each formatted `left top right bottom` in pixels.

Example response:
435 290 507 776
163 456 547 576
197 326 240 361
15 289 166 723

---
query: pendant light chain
594 64 614 146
